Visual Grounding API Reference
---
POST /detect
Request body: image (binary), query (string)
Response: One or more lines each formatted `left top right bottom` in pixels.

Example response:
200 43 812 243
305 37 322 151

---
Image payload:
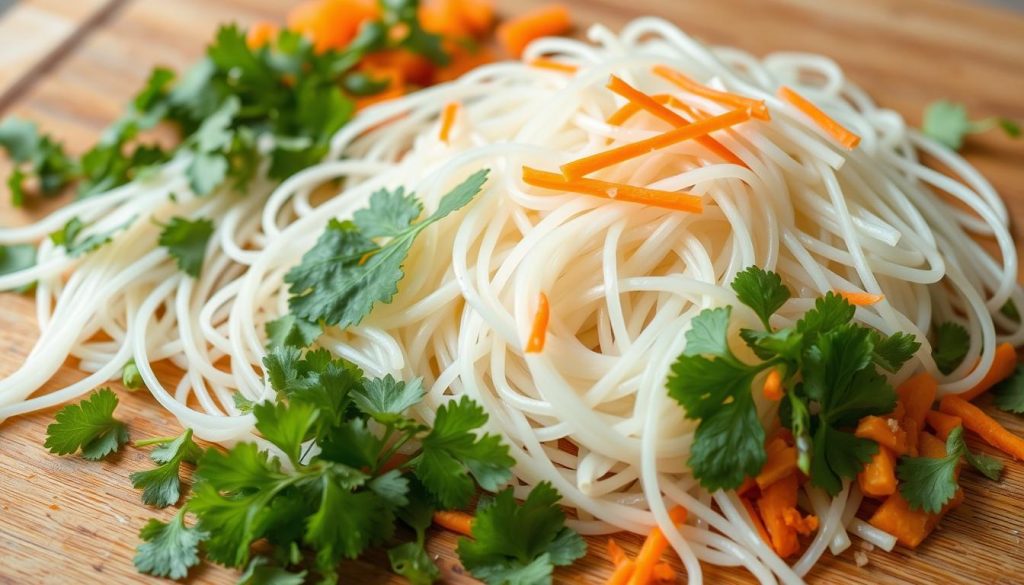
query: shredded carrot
529 56 578 73
560 108 751 179
925 410 962 440
757 473 802 557
432 510 473 536
836 290 884 305
439 102 460 144
858 446 897 498
756 437 797 490
777 86 860 149
653 65 770 121
497 4 572 58
524 292 550 353
246 21 279 49
607 538 628 565
607 559 636 585
763 369 783 401
287 0 379 53
940 395 1024 460
855 415 909 455
627 506 687 585
607 94 682 126
742 498 771 545
652 563 676 582
897 373 937 429
958 342 1018 401
521 167 704 213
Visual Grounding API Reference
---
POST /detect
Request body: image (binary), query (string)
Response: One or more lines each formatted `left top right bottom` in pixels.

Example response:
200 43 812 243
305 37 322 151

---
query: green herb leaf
352 375 425 424
994 366 1024 414
871 331 921 373
898 426 1002 512
130 429 203 508
389 542 440 585
49 216 132 258
44 388 129 460
122 359 143 390
265 315 322 350
0 243 36 292
0 118 40 162
237 557 307 585
932 322 970 375
923 100 972 150
252 401 319 466
158 216 215 277
731 266 791 329
133 509 208 579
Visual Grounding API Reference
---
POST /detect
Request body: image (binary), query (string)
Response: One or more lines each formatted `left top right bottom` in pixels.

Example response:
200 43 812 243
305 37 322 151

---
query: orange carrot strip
521 167 704 213
958 342 1018 401
288 0 379 53
836 290 884 305
247 21 279 49
652 563 676 582
742 498 771 545
858 446 897 498
497 4 572 58
529 56 578 73
855 415 909 455
607 559 636 585
897 373 937 430
627 507 687 585
607 94 680 125
940 395 1024 460
925 410 962 441
777 86 860 149
439 102 460 144
524 292 550 353
605 76 745 166
653 65 770 120
560 108 751 179
763 369 783 401
756 437 797 490
607 538 628 566
757 473 802 557
433 510 473 536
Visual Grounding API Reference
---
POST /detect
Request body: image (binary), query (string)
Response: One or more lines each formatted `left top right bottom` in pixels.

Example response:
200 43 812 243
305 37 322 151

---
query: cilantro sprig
922 100 1021 151
44 388 129 460
667 267 920 494
130 429 204 508
897 426 1002 512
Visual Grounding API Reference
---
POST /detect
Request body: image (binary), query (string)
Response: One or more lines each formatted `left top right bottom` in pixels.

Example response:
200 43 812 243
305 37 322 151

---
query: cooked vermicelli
1 17 1020 584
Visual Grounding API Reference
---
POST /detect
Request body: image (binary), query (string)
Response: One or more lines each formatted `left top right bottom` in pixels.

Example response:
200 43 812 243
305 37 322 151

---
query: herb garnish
44 388 129 460
923 100 1021 151
897 426 1002 512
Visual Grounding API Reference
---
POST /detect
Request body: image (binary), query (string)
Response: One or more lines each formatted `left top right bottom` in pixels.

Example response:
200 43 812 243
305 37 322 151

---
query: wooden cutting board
1 0 1024 583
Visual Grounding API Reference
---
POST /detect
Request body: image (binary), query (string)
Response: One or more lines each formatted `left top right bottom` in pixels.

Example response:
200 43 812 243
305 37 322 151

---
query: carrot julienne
605 75 745 166
958 342 1018 401
940 396 1024 461
606 94 685 126
653 65 771 120
521 166 703 213
560 108 751 179
439 102 460 144
837 290 884 305
607 538 628 565
627 506 687 585
529 56 578 73
778 86 861 149
525 292 550 353
607 559 636 585
432 510 474 536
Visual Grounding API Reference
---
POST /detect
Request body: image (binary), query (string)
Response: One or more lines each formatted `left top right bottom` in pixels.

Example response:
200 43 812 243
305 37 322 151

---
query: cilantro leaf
0 244 36 292
682 306 733 357
731 266 791 329
49 216 132 258
923 100 1022 151
253 400 319 466
932 322 970 375
871 331 921 373
158 217 214 277
237 557 307 585
265 315 322 350
122 358 143 390
810 424 878 497
305 474 394 571
994 366 1024 413
44 388 129 460
285 169 488 328
795 292 856 344
0 118 76 205
133 509 208 579
898 427 963 512
130 429 203 508
412 396 514 508
352 375 425 424
389 542 440 585
0 118 40 162
457 482 586 585
353 185 423 238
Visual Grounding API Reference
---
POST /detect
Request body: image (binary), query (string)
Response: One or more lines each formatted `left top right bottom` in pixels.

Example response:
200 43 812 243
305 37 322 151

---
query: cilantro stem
134 436 177 447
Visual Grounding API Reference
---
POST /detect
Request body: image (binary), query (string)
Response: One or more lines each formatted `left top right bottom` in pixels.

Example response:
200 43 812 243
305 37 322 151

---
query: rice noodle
1 17 1020 583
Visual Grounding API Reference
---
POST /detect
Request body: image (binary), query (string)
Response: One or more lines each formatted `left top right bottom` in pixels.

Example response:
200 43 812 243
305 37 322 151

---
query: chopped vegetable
835 290 882 305
922 100 1021 151
763 369 783 401
525 292 550 353
896 373 937 431
439 101 460 143
287 0 380 53
433 509 474 536
777 87 861 149
868 487 963 549
457 481 587 585
559 108 751 179
925 410 962 440
133 508 208 579
994 365 1024 413
607 538 627 565
757 473 811 557
858 446 897 498
122 359 144 390
742 497 771 545
931 322 970 375
521 166 704 213
627 506 687 585
0 117 76 206
44 388 129 460
940 395 1024 461
157 217 214 277
529 57 578 73
897 426 1002 512
497 4 572 58
245 20 279 49
607 559 636 585
0 244 36 292
958 342 1018 401
756 437 797 490
130 429 204 508
652 65 770 120
854 416 908 455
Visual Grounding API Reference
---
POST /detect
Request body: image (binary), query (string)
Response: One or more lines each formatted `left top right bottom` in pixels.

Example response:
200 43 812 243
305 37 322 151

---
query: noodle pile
1 18 1021 584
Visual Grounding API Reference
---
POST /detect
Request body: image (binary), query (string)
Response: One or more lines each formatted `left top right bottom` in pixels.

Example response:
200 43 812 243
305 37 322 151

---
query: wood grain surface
1 0 1024 584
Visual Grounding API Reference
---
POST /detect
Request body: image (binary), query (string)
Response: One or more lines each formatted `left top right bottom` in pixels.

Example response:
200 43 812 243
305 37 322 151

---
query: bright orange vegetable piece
756 473 804 558
958 342 1018 401
783 508 819 535
627 506 687 585
777 86 861 149
653 65 770 120
940 395 1024 461
529 56 578 73
433 510 474 535
435 46 497 83
756 437 797 490
607 559 636 585
525 292 550 353
925 410 962 441
652 563 676 582
918 431 949 459
457 0 496 36
497 4 572 58
897 373 937 430
858 446 897 498
607 94 682 126
362 50 434 86
287 0 379 53
605 75 745 166
439 102 460 144
762 369 783 401
246 21 279 49
560 108 751 179
836 290 884 305
607 538 628 565
855 415 909 455
521 167 704 214
742 498 771 545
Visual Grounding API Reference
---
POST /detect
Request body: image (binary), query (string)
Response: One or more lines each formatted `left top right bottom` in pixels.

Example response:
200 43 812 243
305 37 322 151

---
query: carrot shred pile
529 56 578 73
524 292 550 353
439 102 460 143
522 167 703 213
653 65 770 120
497 4 572 58
777 86 861 149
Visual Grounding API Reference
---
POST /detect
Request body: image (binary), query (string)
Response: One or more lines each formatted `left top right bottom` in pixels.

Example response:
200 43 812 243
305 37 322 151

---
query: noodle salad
1 1 1023 583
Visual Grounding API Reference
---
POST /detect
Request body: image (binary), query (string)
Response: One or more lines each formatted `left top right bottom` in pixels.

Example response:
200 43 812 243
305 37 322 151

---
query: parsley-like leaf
130 429 203 508
457 482 586 585
253 400 319 466
237 557 307 585
923 100 1022 151
133 509 208 579
731 266 791 329
265 315 322 350
932 322 970 375
49 216 132 258
352 375 425 424
994 366 1024 413
158 216 214 277
871 331 921 373
0 243 36 292
898 426 1002 512
44 388 129 460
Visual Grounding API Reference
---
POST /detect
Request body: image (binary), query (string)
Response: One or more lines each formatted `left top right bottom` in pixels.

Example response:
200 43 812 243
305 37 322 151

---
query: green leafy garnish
134 508 208 579
731 266 790 330
0 244 36 292
122 358 144 390
265 314 322 350
897 426 1002 513
130 429 204 508
0 118 76 206
994 365 1024 414
236 557 307 585
49 216 132 258
44 388 129 460
158 217 214 277
932 322 970 375
285 169 489 328
922 100 1021 151
457 482 587 585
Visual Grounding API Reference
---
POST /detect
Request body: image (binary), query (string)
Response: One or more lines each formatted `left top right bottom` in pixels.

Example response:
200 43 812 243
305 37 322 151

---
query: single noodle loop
1 18 1021 584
